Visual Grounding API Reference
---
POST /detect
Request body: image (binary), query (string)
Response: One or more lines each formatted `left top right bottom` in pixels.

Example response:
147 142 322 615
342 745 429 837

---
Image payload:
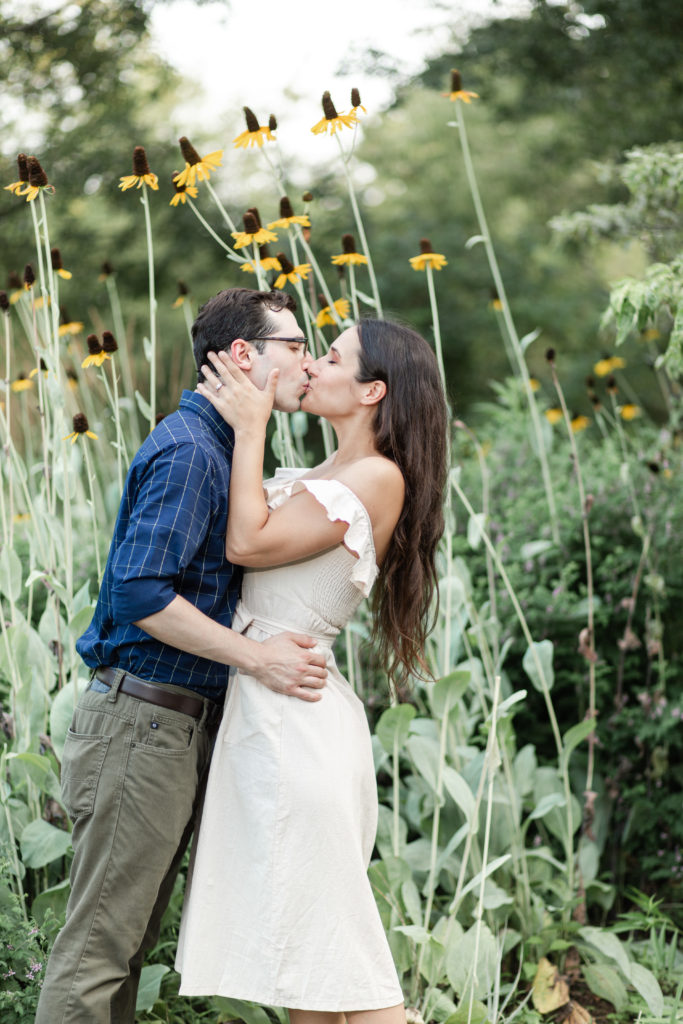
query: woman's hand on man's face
197 350 278 436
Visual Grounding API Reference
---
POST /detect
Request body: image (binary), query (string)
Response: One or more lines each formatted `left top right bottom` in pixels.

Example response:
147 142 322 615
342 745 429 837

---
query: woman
176 319 448 1023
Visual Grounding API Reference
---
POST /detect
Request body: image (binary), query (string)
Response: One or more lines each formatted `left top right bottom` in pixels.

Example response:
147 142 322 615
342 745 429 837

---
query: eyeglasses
248 335 308 356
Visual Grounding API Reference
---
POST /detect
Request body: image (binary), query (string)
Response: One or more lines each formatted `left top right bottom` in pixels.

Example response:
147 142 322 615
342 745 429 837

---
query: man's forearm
134 595 260 675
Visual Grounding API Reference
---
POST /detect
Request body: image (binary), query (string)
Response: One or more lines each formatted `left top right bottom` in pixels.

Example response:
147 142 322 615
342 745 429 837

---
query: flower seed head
321 91 338 120
450 69 463 92
101 261 114 277
606 375 618 394
132 146 152 176
277 252 294 275
23 264 35 288
351 87 361 108
647 461 660 475
342 233 357 254
585 375 595 390
268 114 277 131
17 153 29 182
102 330 118 353
50 247 63 271
247 207 262 228
243 107 260 133
9 271 22 290
86 334 102 355
179 136 201 165
419 238 434 254
0 291 9 313
243 211 259 234
545 347 556 363
72 413 90 434
302 191 314 203
27 156 48 187
177 280 189 296
155 412 166 425
279 196 294 219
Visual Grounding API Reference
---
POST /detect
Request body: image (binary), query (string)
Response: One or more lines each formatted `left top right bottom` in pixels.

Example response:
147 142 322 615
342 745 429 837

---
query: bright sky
149 0 530 166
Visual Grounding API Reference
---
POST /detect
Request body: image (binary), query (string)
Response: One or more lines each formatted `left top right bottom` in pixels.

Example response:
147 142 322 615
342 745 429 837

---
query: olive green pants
35 669 219 1024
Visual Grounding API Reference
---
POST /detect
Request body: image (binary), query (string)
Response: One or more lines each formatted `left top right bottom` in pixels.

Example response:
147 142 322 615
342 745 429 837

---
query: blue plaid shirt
77 390 242 700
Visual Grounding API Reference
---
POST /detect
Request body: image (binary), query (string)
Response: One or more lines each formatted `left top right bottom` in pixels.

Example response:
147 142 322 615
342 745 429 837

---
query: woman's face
301 326 364 419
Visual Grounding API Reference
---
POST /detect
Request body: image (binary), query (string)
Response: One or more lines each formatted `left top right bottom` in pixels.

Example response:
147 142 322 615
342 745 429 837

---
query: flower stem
335 135 383 316
140 187 157 430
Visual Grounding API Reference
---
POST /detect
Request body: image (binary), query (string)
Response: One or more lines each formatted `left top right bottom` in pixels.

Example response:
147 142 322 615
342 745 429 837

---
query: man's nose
301 351 314 371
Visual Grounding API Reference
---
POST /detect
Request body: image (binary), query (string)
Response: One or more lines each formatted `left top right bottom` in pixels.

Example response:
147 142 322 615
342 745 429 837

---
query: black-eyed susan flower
409 238 447 272
8 272 23 305
606 375 618 395
594 354 625 377
490 288 503 312
23 156 52 202
173 136 223 188
98 261 114 281
545 347 556 364
66 369 78 391
231 211 278 250
268 114 277 132
51 247 72 280
4 153 29 196
172 281 190 309
267 196 310 230
0 291 9 314
545 408 562 425
316 297 351 327
273 253 311 289
233 107 276 149
443 69 479 103
570 414 590 433
81 334 110 368
29 358 49 379
102 330 118 354
119 146 159 191
58 307 84 336
590 393 602 413
350 87 366 116
331 234 368 266
63 412 97 443
620 403 641 421
241 245 282 274
11 374 33 393
23 265 35 291
311 91 358 136
170 174 198 206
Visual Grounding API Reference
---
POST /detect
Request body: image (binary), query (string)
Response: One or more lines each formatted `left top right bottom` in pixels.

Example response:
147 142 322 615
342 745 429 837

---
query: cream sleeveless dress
175 468 403 1011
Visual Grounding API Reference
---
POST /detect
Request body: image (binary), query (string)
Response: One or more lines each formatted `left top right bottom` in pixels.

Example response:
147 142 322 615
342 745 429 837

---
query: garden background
1 1 682 1022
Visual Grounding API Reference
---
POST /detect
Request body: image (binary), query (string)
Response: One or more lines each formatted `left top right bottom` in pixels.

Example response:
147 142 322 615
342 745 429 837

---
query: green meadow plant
1 73 681 1024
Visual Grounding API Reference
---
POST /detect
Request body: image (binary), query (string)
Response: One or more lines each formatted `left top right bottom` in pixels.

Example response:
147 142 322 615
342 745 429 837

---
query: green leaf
442 766 475 822
135 389 152 421
520 539 554 560
446 922 499 999
560 718 595 770
445 1000 489 1024
406 734 441 792
50 678 88 760
135 963 170 1012
579 926 630 976
32 878 70 927
467 512 486 550
8 752 63 802
625 961 664 1017
375 703 416 755
583 963 628 1012
0 546 22 602
400 878 423 927
522 639 554 692
213 999 274 1024
429 670 471 720
456 855 511 904
394 923 430 944
527 792 567 822
20 818 72 868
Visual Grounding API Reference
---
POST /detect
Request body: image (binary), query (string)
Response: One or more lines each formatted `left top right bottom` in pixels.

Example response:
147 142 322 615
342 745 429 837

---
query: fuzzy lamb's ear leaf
375 703 416 755
522 639 554 692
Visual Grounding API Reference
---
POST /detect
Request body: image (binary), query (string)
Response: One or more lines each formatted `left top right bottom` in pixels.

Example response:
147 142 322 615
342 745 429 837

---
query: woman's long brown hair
356 319 449 688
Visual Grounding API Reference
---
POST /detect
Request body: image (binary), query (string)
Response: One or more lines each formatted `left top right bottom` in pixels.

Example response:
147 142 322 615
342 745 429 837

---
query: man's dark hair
191 287 297 382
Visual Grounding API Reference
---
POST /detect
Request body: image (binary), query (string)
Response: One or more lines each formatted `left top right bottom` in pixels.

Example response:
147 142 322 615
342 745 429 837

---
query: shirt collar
179 389 235 450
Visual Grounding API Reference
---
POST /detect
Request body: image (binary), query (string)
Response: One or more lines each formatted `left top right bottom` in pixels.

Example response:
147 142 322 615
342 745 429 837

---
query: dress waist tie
232 603 337 649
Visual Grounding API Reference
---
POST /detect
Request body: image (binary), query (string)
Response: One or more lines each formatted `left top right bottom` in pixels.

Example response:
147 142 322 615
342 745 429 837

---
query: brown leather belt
95 667 206 720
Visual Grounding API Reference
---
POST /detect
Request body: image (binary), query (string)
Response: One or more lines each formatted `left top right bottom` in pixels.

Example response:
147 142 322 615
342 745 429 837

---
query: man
36 288 325 1024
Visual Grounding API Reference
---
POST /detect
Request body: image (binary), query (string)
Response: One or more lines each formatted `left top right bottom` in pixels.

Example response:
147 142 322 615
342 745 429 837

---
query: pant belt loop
105 667 126 704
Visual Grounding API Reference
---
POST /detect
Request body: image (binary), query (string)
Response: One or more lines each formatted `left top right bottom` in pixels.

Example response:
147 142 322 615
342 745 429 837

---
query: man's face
248 308 310 413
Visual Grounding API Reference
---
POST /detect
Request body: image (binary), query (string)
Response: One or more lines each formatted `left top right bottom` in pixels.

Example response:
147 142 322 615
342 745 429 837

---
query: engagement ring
215 381 224 392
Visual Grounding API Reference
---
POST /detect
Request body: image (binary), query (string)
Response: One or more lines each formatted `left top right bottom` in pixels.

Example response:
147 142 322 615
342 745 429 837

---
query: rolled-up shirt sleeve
110 443 214 624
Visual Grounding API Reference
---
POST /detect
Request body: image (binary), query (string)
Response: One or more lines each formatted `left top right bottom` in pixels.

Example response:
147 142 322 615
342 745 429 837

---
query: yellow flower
81 334 111 368
119 146 159 191
620 404 641 421
331 233 367 266
13 513 31 523
350 87 366 116
409 239 447 271
29 359 48 378
231 211 277 250
443 69 479 103
51 247 72 280
11 375 33 393
4 153 29 196
173 136 223 188
172 281 190 308
170 175 199 206
311 91 358 135
273 254 311 289
267 196 310 230
593 355 626 377
640 327 661 342
545 408 563 425
570 414 590 433
59 320 84 336
233 106 276 149
63 413 97 443
316 298 351 327
529 377 540 392
241 251 283 274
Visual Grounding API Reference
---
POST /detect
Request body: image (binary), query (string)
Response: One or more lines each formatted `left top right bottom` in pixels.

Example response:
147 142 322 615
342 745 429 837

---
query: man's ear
360 379 387 406
229 339 255 370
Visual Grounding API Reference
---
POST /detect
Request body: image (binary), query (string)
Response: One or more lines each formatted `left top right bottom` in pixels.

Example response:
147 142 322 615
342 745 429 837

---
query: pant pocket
60 731 111 821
